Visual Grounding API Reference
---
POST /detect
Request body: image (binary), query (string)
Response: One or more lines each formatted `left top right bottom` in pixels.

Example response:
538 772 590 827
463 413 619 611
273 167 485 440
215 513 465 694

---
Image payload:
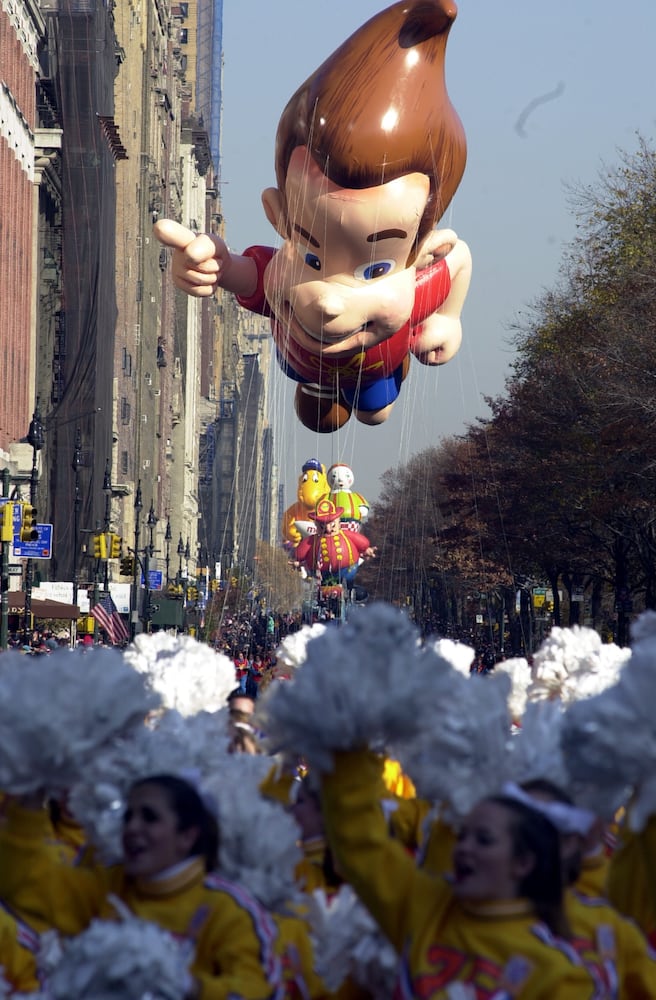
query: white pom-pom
68 709 231 862
259 604 446 771
123 633 236 714
629 610 656 646
427 638 474 677
494 657 531 721
275 624 327 672
560 685 653 819
204 755 302 910
629 772 656 832
307 886 398 996
561 620 656 822
0 649 160 795
44 916 193 999
507 700 569 789
395 672 512 821
528 626 628 704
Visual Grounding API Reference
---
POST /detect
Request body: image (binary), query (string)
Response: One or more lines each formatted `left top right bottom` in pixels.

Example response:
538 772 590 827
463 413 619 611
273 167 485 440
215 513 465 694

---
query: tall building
2 0 280 631
0 0 44 458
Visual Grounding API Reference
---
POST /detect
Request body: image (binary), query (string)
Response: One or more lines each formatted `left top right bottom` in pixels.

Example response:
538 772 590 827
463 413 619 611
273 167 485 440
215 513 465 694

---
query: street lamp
177 534 184 582
72 428 82 606
143 501 157 633
23 402 44 644
131 481 143 639
164 518 172 586
102 459 112 593
184 538 190 578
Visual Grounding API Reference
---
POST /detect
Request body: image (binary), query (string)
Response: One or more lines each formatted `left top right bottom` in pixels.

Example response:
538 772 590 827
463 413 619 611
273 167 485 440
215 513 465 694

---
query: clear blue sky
219 0 655 505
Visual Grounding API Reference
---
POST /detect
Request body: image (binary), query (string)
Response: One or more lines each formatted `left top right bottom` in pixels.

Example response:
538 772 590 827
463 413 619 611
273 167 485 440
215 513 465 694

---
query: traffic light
187 585 199 602
19 503 38 542
92 532 108 560
1 502 14 542
109 533 122 559
120 555 134 576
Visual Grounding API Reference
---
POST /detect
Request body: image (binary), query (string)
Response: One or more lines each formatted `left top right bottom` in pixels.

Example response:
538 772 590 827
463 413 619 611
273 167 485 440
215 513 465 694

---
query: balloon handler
154 0 472 432
294 498 376 604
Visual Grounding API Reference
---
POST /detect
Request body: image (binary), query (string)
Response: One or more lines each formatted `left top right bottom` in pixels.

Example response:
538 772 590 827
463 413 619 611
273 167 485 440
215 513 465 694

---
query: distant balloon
280 458 329 549
326 463 370 532
294 497 376 592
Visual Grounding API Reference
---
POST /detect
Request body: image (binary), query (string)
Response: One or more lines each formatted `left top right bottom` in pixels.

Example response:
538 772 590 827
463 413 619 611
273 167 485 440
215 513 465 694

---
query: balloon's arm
153 219 258 299
411 236 472 366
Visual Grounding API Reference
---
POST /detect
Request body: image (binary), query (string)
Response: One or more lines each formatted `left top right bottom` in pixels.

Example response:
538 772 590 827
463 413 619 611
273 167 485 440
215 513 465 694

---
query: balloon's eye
304 253 321 271
354 260 395 281
295 242 322 271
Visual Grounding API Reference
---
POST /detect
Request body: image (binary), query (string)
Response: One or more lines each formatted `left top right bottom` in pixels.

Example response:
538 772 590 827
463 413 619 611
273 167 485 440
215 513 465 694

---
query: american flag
90 592 130 645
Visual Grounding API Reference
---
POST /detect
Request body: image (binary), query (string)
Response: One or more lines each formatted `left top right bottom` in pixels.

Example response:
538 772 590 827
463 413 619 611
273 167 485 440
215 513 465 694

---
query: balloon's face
328 465 354 491
297 467 328 508
264 147 429 357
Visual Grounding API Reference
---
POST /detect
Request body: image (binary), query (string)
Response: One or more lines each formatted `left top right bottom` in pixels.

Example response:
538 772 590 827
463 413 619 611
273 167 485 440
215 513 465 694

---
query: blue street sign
13 523 53 559
140 569 163 590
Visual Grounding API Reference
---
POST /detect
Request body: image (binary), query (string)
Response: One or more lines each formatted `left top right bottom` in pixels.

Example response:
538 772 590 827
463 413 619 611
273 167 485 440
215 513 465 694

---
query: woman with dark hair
516 778 656 998
467 794 571 939
0 773 281 999
319 751 599 998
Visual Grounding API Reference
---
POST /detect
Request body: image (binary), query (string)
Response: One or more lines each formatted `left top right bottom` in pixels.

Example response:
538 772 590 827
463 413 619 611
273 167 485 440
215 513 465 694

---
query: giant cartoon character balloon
294 498 376 591
154 0 471 433
280 458 329 549
327 463 369 532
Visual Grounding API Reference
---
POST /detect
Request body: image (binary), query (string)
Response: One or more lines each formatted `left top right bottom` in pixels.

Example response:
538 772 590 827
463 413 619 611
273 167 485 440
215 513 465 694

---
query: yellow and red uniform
0 800 281 1000
607 814 656 946
565 889 656 998
576 846 610 900
320 750 598 999
275 910 330 1000
0 906 40 993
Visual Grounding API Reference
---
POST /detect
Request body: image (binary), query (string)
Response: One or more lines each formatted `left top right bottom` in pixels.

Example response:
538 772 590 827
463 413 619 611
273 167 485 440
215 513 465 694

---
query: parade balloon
280 458 329 549
294 498 376 593
154 0 471 434
326 463 369 532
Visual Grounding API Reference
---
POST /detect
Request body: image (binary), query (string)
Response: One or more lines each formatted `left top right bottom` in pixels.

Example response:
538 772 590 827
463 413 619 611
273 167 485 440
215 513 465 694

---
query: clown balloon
294 498 376 599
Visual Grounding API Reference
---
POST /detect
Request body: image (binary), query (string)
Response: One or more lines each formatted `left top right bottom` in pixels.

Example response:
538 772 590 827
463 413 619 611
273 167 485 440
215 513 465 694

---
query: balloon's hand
153 219 257 298
415 228 458 269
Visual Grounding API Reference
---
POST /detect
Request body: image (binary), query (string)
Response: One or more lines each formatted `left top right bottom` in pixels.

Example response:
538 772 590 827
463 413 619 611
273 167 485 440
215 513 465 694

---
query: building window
121 450 129 476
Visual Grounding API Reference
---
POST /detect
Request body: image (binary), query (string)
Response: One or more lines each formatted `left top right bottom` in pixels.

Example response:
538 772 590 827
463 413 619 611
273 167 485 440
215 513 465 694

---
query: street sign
13 523 53 559
6 565 23 576
140 569 163 590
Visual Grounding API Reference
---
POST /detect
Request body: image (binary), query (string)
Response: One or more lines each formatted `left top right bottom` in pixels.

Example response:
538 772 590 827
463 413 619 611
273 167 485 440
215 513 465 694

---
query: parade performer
257 604 602 998
320 751 599 998
294 499 376 592
154 0 471 433
0 774 282 1000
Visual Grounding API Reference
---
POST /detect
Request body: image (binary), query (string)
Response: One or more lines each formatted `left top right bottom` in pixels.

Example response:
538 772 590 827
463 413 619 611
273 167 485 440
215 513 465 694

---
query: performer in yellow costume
0 775 281 1000
320 750 600 999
